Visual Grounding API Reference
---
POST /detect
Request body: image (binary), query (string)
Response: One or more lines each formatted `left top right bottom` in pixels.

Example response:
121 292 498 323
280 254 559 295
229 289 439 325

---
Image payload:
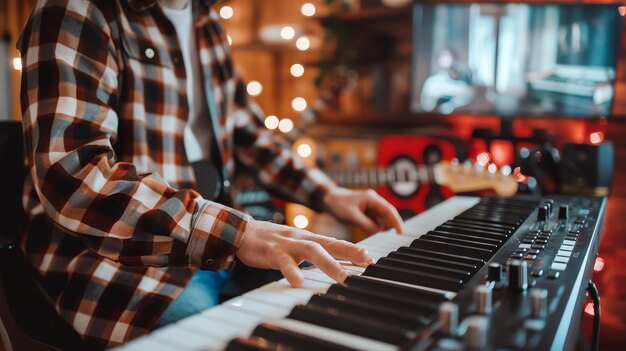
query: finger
364 191 404 234
306 234 373 265
276 253 304 287
348 207 380 234
295 241 350 284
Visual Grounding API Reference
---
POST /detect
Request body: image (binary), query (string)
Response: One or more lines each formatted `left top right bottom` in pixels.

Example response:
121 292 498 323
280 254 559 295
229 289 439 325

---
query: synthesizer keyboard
116 195 606 351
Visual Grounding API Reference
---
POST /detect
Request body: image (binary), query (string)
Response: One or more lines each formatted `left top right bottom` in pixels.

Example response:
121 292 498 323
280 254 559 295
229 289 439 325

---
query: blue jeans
155 270 231 328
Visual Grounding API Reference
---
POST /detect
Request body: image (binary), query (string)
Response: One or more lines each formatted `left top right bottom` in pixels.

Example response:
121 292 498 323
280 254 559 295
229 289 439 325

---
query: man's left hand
323 187 403 235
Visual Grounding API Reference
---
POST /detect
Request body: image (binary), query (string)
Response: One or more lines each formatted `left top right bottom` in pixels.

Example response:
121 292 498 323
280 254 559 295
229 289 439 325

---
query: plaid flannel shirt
18 0 335 348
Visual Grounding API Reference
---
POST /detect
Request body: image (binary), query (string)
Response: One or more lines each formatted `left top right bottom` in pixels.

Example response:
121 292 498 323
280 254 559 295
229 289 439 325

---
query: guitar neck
326 166 437 187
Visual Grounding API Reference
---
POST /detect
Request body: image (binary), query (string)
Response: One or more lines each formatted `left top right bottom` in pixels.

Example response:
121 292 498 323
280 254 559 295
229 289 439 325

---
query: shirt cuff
302 168 338 212
186 201 251 270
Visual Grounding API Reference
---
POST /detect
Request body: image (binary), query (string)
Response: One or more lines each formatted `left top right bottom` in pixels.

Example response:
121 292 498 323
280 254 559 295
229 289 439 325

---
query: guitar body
377 135 460 219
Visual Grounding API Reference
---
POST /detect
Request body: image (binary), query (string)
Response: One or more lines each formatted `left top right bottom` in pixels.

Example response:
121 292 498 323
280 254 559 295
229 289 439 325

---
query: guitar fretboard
326 166 435 187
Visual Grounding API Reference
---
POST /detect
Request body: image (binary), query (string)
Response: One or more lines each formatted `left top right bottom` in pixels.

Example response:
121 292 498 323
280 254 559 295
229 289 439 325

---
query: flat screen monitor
410 3 622 117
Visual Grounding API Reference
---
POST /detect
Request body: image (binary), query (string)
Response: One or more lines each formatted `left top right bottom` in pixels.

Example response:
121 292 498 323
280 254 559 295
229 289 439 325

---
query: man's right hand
235 219 374 287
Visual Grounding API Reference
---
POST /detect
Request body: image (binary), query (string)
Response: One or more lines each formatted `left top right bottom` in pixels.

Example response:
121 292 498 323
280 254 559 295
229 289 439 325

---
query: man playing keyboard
17 0 403 349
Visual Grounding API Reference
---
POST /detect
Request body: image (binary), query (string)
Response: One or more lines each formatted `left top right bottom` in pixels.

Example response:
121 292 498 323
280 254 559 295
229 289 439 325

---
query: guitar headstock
434 160 519 196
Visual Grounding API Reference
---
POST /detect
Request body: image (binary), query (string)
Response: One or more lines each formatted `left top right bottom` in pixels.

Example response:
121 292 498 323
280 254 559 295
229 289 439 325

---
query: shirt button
145 48 155 59
204 259 214 266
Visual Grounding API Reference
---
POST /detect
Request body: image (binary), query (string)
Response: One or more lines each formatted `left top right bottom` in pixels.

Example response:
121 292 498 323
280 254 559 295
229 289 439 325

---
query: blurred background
2 0 626 349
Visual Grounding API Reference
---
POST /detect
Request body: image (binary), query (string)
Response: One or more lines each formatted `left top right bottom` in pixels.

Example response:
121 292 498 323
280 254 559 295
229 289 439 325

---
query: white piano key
223 296 291 319
343 265 366 274
244 288 304 309
202 304 265 330
177 313 242 342
301 268 339 284
150 324 226 350
254 281 316 302
310 266 364 277
267 318 399 351
277 277 331 292
360 232 415 250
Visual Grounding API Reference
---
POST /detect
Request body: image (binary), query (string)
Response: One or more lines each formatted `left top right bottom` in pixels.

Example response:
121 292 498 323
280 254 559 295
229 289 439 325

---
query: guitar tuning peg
487 163 498 174
501 165 512 176
463 160 473 171
451 158 459 167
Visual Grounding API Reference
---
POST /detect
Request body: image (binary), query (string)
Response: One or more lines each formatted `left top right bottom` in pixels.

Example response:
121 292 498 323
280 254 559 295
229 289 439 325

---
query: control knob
530 288 548 319
508 259 528 291
439 302 459 336
559 205 569 220
465 316 489 350
474 285 493 315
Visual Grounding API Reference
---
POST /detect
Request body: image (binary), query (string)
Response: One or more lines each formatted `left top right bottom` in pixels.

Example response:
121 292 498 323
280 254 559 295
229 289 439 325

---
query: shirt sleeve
19 0 248 270
231 76 337 212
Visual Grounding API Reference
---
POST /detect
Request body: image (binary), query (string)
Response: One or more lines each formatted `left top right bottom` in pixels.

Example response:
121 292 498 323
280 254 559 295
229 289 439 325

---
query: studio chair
0 121 85 351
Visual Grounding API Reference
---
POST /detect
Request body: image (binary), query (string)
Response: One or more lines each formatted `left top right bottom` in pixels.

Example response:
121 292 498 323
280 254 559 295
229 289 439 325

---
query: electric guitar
326 155 518 220
326 159 518 196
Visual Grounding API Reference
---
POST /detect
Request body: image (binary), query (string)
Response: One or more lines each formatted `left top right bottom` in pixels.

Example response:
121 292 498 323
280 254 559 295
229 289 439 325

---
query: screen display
410 3 621 117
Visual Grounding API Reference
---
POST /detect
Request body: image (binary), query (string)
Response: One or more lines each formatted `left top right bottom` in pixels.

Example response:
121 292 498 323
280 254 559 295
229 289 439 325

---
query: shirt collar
126 0 220 12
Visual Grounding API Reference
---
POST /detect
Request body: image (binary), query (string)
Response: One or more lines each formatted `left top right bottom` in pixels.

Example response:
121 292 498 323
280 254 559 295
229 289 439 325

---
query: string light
292 97 307 112
301 3 316 17
293 214 309 229
278 118 294 133
297 143 312 158
246 81 263 96
226 35 232 46
264 115 279 130
589 131 604 145
280 26 295 40
12 58 22 72
219 6 234 19
296 36 310 51
290 64 305 77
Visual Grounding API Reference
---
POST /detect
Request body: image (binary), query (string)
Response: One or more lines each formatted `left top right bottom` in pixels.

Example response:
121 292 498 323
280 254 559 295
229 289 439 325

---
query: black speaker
559 142 614 196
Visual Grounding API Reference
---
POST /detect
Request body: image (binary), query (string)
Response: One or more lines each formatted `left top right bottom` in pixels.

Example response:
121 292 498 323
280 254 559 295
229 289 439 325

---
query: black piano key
364 263 464 291
224 337 276 351
251 323 360 351
445 219 513 232
438 223 511 237
377 257 472 281
410 238 494 260
456 214 521 227
288 304 415 346
457 212 523 229
325 284 437 320
343 275 448 304
468 206 531 216
397 246 484 266
387 251 480 272
426 230 504 245
307 294 428 329
421 233 499 250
